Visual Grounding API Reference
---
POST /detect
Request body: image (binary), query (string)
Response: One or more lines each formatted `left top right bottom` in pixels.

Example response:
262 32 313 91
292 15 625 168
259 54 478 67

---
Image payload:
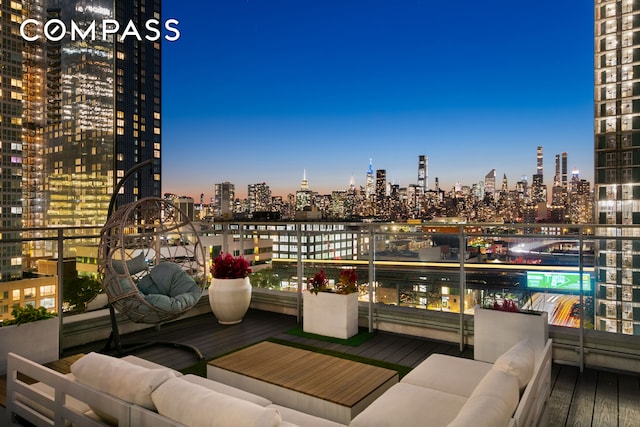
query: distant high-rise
248 182 272 214
536 146 543 177
375 169 387 216
561 152 568 189
594 0 640 335
296 170 313 211
484 169 496 196
214 182 235 220
365 159 375 199
532 147 546 204
417 155 428 192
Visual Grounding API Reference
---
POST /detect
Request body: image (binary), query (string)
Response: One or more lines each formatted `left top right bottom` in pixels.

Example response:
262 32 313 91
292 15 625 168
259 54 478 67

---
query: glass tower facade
0 0 25 281
41 0 161 240
594 0 640 335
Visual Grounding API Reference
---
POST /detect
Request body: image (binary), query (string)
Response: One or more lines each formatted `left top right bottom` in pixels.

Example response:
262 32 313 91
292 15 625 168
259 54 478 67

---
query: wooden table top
208 341 398 408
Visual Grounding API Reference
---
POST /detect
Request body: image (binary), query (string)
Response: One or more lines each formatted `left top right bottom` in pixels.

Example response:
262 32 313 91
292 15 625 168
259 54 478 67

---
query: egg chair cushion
137 262 202 312
111 253 148 275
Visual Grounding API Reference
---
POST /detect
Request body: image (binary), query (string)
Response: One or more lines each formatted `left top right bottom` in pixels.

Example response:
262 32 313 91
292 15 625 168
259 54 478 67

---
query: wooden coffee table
207 341 398 424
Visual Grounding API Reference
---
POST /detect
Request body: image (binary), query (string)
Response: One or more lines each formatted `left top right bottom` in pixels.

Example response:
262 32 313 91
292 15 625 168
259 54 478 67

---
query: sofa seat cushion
447 394 513 427
152 377 282 427
349 382 467 427
181 374 272 407
401 354 492 398
70 352 177 411
269 404 347 427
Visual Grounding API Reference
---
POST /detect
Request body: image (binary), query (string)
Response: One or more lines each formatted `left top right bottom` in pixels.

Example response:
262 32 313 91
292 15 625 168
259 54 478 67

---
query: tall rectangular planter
0 317 59 375
303 291 358 339
474 307 548 363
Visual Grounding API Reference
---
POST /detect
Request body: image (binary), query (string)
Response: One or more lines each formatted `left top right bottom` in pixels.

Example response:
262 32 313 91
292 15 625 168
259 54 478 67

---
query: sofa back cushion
152 377 282 427
448 369 519 427
71 352 177 411
492 339 535 390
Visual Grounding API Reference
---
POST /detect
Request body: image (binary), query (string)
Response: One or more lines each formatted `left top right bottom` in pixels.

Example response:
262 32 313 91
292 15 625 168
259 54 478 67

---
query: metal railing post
296 224 303 323
579 226 585 373
57 228 64 358
459 226 465 353
368 224 375 333
222 223 229 254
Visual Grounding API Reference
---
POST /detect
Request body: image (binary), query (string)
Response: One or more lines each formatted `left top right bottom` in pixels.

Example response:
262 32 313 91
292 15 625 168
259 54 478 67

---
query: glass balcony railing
3 221 640 372
202 222 598 328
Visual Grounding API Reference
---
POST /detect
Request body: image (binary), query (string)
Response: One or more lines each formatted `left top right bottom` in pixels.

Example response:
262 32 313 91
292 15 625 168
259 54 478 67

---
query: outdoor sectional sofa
6 351 346 427
6 308 551 427
350 308 552 427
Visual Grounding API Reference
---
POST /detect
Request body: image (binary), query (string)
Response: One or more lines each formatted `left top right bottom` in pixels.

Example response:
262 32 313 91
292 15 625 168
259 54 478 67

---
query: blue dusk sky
161 0 593 200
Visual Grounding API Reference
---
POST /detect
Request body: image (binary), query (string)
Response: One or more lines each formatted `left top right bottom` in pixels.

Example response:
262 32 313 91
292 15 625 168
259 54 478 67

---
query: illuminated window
117 51 125 60
12 290 20 301
24 288 36 299
39 298 55 309
40 286 55 296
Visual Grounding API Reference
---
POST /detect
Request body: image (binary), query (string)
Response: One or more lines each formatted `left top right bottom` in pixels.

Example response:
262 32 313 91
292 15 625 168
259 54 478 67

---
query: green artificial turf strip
267 337 412 379
285 326 374 346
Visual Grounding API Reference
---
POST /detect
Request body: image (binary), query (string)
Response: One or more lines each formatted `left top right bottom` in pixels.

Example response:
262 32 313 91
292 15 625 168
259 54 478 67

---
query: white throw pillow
492 339 535 390
152 377 282 427
71 352 177 411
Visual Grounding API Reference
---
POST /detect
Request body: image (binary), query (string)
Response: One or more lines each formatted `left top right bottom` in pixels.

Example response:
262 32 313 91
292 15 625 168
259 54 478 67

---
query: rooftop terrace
52 308 640 426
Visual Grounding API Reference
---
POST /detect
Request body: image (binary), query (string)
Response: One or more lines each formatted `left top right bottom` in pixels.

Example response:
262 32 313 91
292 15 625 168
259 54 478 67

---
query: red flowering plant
210 252 252 279
493 298 519 312
308 267 359 295
308 269 329 295
336 268 359 295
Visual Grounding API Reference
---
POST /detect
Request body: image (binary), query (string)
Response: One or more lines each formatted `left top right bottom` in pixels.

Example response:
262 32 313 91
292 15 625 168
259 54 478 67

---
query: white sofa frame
6 352 185 427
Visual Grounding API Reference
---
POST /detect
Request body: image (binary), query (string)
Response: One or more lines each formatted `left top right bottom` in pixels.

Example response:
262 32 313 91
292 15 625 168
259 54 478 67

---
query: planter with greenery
0 305 59 375
208 253 253 324
303 268 360 339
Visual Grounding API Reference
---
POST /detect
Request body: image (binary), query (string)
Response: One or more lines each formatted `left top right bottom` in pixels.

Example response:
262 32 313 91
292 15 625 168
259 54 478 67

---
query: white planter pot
208 277 252 325
303 291 358 339
0 317 59 375
474 306 548 363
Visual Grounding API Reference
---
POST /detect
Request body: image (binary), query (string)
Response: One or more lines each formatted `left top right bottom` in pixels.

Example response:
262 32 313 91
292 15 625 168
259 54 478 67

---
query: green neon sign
526 271 591 292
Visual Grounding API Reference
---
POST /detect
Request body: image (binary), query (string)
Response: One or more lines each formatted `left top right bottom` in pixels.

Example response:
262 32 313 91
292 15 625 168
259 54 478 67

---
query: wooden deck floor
35 309 640 426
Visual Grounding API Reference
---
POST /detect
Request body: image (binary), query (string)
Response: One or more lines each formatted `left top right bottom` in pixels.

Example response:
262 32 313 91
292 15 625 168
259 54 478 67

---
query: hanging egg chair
98 196 205 324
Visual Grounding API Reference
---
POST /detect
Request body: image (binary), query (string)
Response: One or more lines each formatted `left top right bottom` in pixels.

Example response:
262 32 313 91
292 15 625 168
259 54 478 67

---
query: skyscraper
214 182 235 220
375 169 387 216
417 155 428 192
365 159 375 199
0 0 25 281
248 182 272 214
40 0 161 233
484 169 496 196
594 0 640 335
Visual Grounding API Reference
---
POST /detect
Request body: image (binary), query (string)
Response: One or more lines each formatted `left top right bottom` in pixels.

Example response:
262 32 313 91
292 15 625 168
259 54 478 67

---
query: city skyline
162 0 593 200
